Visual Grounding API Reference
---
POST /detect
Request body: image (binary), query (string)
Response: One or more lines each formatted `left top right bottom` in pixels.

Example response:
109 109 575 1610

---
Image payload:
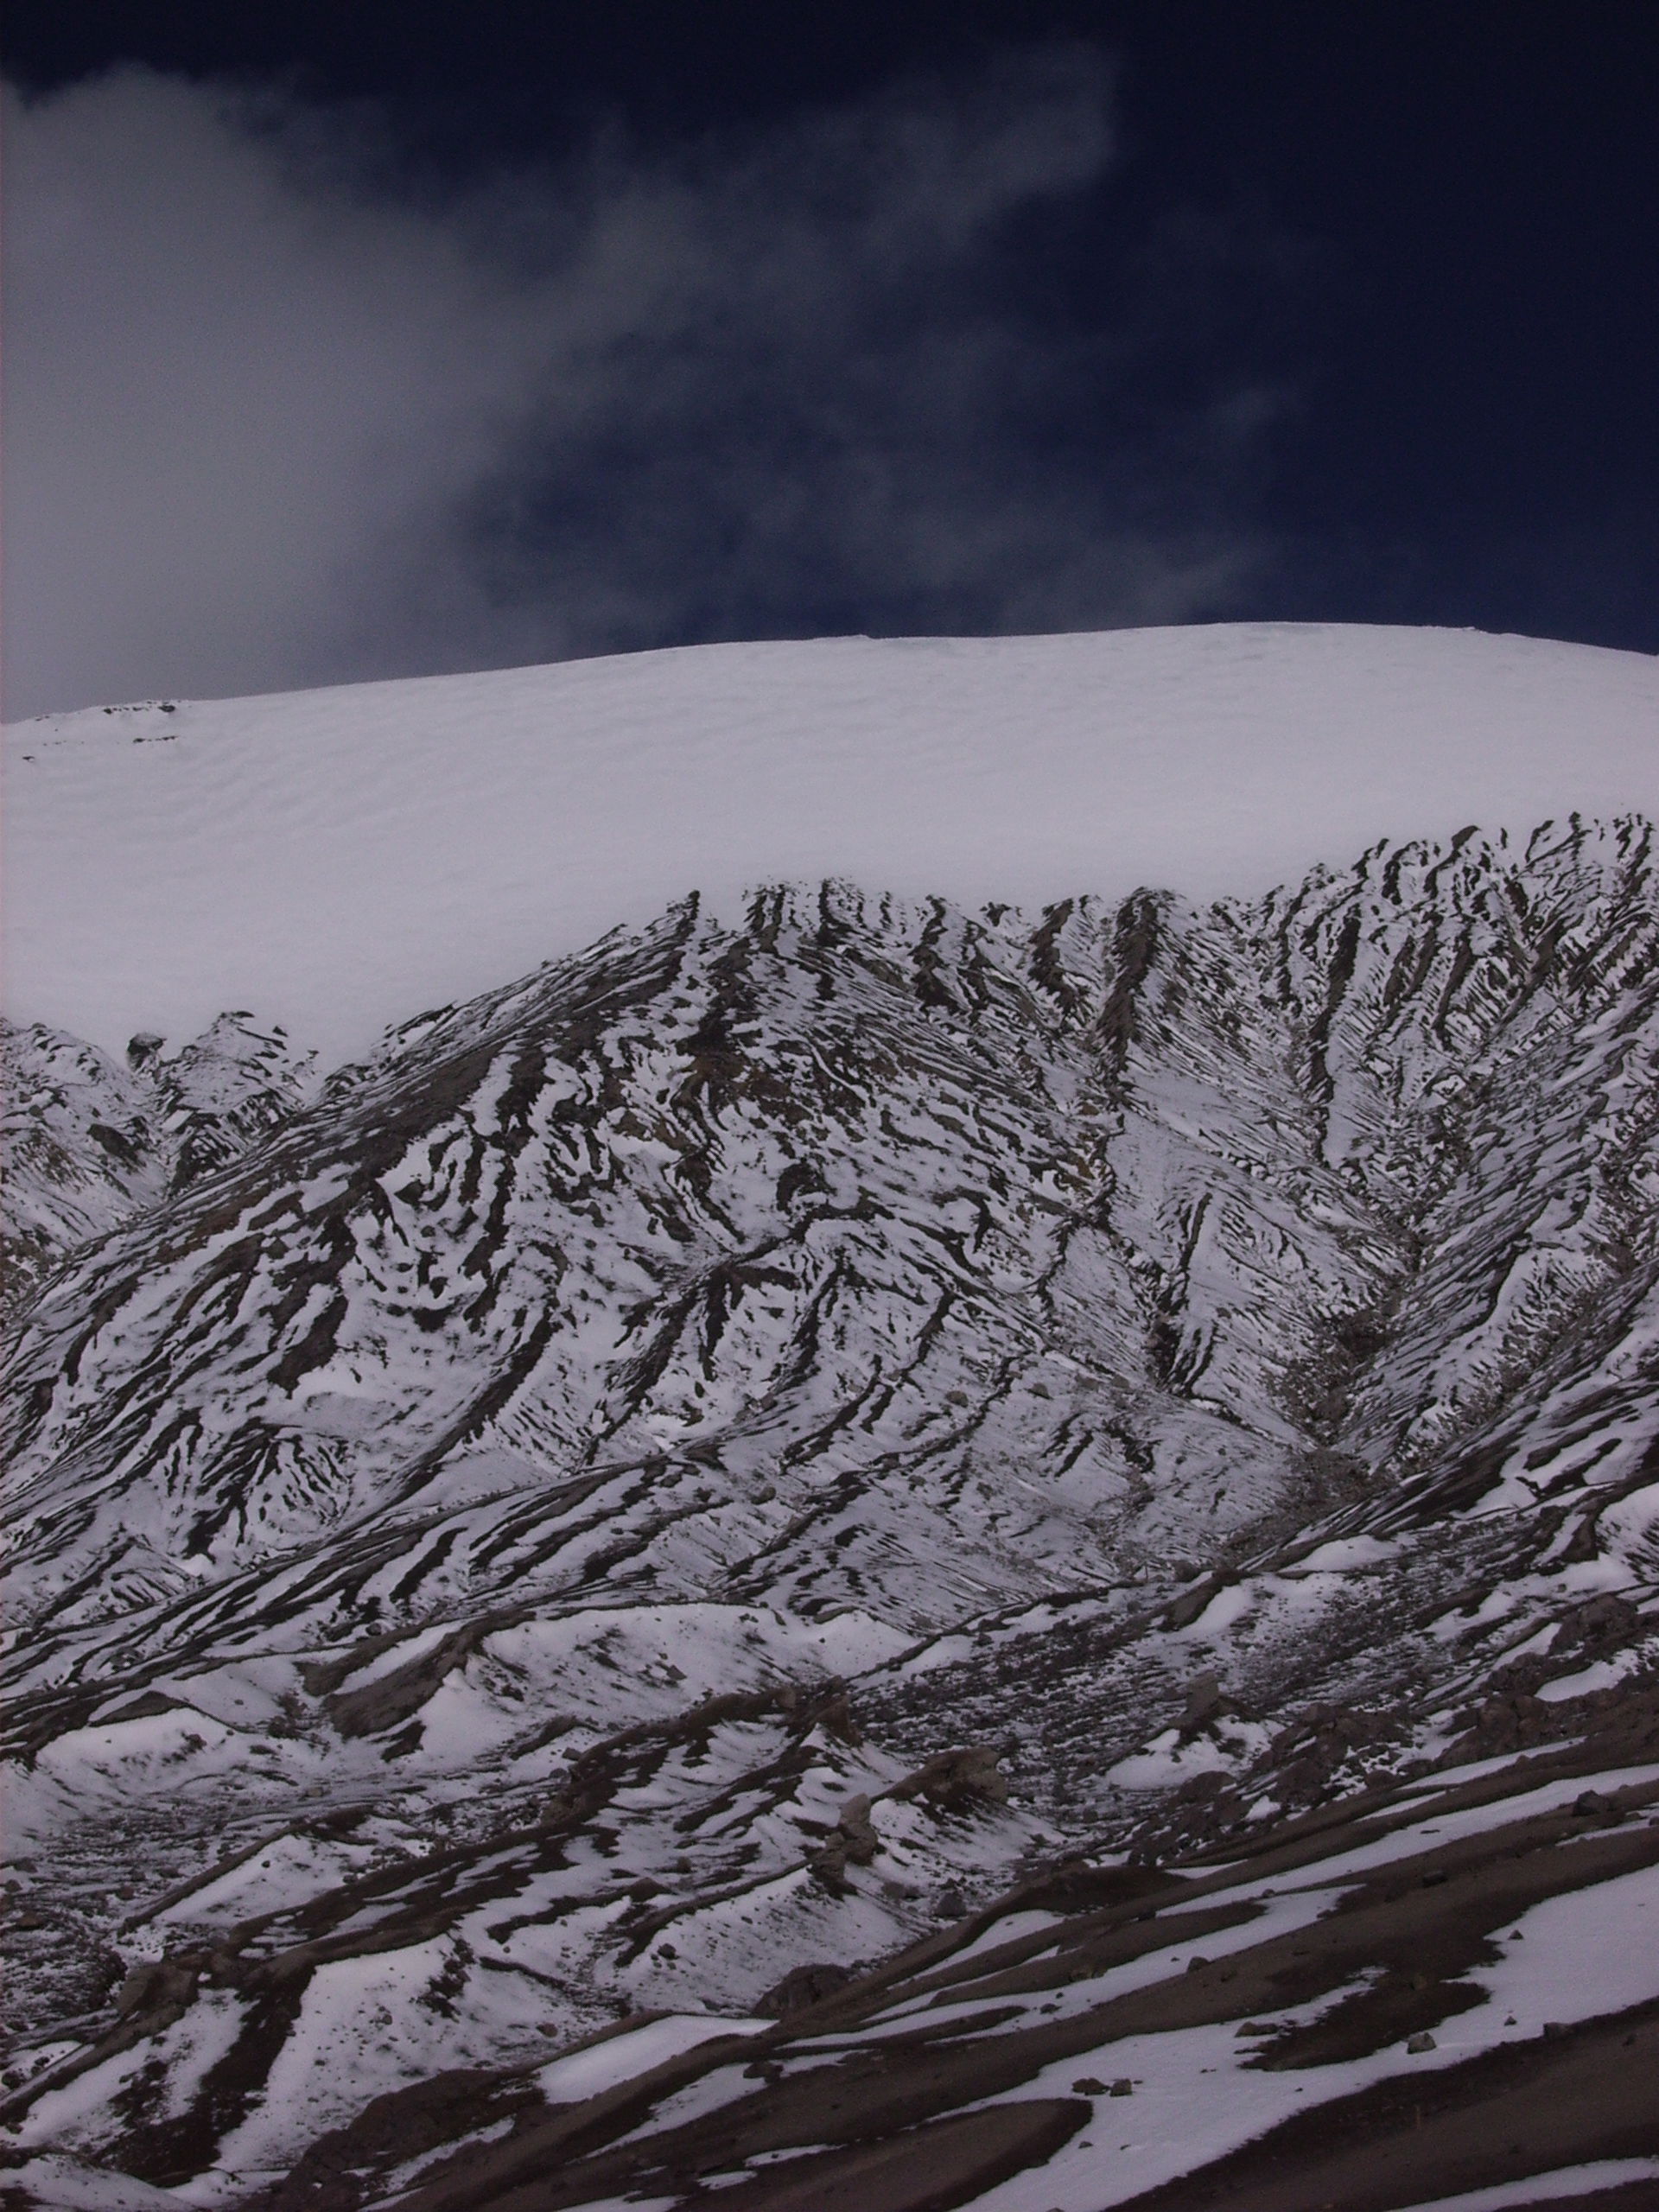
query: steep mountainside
3 816 1657 2210
0 1015 312 1325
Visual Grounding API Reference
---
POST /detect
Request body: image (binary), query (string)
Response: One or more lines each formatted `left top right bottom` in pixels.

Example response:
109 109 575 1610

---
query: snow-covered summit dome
6 621 1656 1065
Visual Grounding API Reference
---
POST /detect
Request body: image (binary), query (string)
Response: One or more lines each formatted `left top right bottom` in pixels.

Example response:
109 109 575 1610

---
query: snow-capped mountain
3 628 1658 2211
9 623 1659 1069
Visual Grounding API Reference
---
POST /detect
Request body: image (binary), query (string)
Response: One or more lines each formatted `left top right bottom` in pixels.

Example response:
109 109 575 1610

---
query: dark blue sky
5 1 1656 713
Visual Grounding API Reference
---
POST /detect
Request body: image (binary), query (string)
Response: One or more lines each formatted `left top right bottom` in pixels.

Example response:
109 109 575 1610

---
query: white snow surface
1385 2167 1659 2212
6 622 1657 1066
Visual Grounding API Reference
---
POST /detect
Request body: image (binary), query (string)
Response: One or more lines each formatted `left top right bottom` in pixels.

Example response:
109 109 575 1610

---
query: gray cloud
3 51 1278 719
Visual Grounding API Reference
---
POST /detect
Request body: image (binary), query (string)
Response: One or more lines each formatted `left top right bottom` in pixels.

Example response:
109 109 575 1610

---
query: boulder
113 1957 197 2019
1469 1692 1551 1754
1573 1788 1623 1821
890 1745 1009 1811
759 1961 855 2017
836 1794 880 1866
1560 1592 1637 1654
1179 1671 1251 1737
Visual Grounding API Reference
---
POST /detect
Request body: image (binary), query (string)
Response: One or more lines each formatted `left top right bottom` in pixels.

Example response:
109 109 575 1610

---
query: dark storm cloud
3 51 1280 718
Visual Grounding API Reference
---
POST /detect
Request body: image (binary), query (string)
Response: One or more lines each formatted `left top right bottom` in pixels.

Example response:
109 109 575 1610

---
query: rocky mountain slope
3 814 1657 2210
0 1015 312 1326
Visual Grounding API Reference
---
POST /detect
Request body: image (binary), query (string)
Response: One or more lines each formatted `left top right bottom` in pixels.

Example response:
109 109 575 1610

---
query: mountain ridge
10 620 1659 1071
3 812 1657 2208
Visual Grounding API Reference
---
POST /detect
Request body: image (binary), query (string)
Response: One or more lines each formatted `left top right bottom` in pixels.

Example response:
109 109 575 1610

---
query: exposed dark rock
112 1961 197 2021
759 1962 855 2017
836 1794 880 1866
1179 1671 1239 1735
888 1746 1009 1812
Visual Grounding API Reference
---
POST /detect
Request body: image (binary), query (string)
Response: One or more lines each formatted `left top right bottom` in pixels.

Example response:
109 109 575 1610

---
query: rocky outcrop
0 1010 310 1321
758 1961 855 2016
888 1745 1010 1812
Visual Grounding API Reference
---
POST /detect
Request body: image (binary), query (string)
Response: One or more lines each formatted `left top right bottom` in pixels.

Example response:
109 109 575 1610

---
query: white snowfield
5 621 1657 1068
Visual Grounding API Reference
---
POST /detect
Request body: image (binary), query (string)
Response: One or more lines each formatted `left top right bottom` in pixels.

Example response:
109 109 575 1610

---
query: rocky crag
3 816 1656 2209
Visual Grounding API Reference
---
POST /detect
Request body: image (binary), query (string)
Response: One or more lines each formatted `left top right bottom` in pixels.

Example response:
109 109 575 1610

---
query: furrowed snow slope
0 1014 312 1324
3 624 1659 2209
3 816 1658 2208
8 820 1653 1669
6 623 1658 1067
